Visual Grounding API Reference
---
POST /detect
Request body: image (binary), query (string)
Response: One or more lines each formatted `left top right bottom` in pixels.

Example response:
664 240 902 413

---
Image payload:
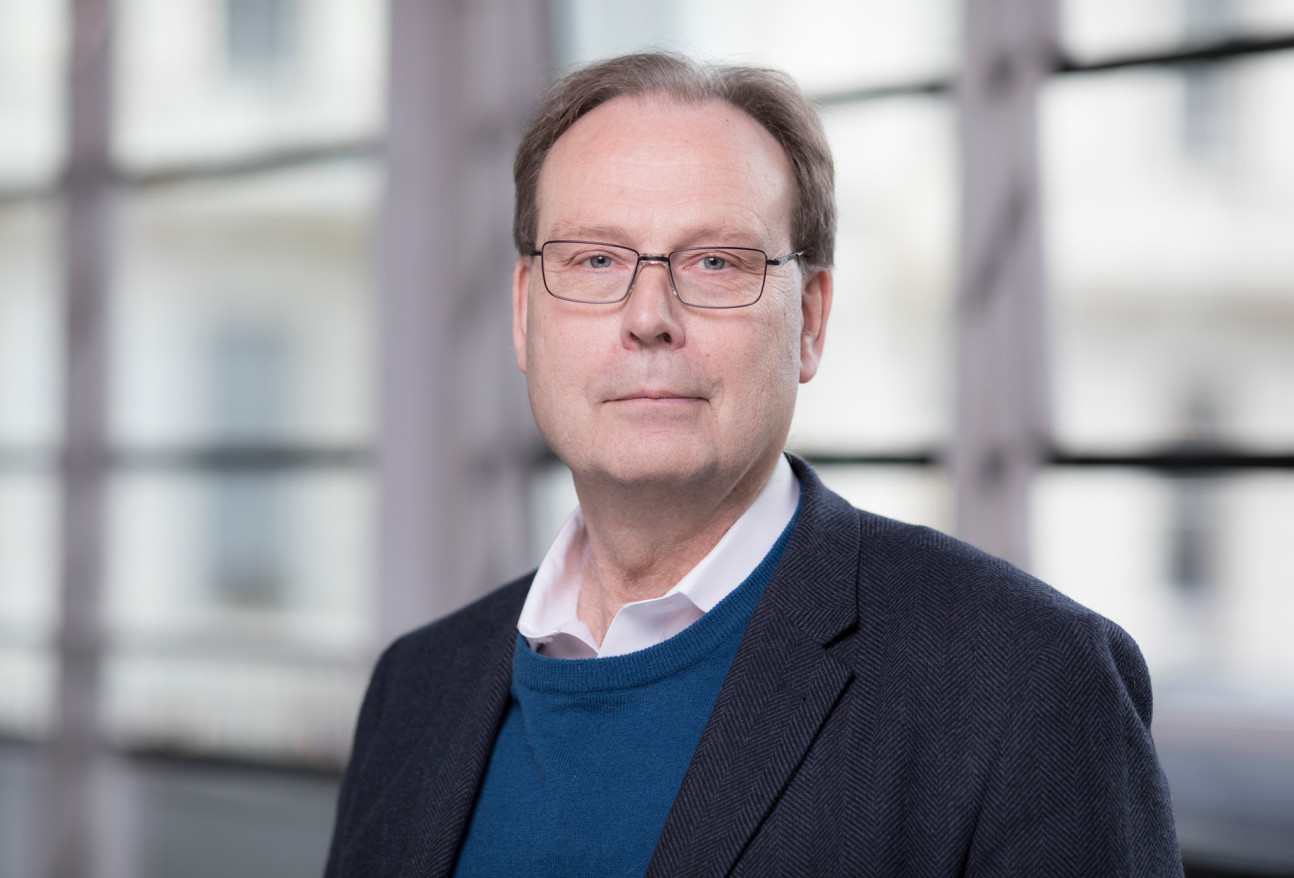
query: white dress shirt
518 455 800 659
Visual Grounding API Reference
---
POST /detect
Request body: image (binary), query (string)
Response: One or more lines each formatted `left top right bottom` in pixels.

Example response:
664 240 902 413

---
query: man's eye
700 255 728 270
585 254 614 269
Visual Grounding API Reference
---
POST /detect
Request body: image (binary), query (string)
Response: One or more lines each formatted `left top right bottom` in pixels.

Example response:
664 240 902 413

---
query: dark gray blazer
326 457 1182 877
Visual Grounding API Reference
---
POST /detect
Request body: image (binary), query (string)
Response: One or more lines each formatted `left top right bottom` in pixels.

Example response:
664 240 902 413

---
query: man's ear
799 268 832 383
511 255 531 374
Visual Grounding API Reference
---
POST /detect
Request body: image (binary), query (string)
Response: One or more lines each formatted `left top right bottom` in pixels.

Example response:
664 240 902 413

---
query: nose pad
626 256 677 300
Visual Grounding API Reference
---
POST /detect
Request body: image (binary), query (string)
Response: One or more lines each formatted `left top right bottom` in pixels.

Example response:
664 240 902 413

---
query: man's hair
513 52 836 271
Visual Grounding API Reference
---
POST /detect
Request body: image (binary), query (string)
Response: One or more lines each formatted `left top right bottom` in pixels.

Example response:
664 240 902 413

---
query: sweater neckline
511 508 796 694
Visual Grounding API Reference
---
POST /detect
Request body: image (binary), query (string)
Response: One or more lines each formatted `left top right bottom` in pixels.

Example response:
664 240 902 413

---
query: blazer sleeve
965 612 1183 877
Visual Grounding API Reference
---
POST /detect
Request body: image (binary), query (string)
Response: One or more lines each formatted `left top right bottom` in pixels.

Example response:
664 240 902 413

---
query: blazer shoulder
856 509 1109 633
846 508 1153 712
785 458 1137 668
351 573 533 750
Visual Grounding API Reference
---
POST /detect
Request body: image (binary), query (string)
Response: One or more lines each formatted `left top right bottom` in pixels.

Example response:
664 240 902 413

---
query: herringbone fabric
325 457 1183 877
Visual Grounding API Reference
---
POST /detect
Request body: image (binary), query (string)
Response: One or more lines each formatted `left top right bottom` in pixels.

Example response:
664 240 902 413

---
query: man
326 53 1182 876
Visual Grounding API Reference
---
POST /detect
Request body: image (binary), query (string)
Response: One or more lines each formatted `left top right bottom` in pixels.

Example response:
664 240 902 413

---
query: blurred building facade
0 0 1292 875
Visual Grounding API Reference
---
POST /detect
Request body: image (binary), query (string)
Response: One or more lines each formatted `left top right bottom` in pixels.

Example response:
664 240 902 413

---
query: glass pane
105 470 373 649
0 743 46 876
103 653 367 764
555 0 958 93
790 97 955 454
0 473 59 635
0 647 55 738
114 0 386 169
129 760 337 877
813 464 951 532
0 0 66 185
1043 56 1294 451
0 201 61 447
112 161 377 447
1033 470 1294 697
528 461 577 567
1063 0 1294 63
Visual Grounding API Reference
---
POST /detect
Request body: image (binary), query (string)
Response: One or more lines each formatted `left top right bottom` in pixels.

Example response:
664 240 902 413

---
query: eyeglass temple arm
766 250 805 266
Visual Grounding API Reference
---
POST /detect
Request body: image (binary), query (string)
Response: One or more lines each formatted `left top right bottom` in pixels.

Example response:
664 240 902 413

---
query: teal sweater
453 518 795 877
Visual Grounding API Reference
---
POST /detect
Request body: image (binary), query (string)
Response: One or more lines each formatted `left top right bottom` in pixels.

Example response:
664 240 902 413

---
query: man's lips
609 390 704 402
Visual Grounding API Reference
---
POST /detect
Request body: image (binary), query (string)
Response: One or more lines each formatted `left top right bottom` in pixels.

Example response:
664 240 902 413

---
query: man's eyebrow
674 226 770 249
542 223 774 250
544 223 632 243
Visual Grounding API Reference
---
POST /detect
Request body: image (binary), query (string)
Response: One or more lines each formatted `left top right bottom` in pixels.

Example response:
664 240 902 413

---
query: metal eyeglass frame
530 240 805 309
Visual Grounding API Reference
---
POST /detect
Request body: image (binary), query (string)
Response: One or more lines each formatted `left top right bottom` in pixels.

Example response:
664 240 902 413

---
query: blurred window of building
0 468 59 644
1062 0 1294 63
792 97 955 458
207 325 291 609
802 463 953 534
1044 55 1294 453
210 323 289 443
105 469 371 648
0 201 61 450
211 471 288 608
1042 31 1294 865
0 474 59 740
9 1 1293 870
0 6 65 720
112 163 377 448
0 3 65 634
1181 0 1235 156
0 0 67 186
100 159 378 761
225 0 299 84
2 0 386 778
1034 471 1294 698
554 0 959 93
113 0 385 169
102 469 372 764
102 651 369 767
0 192 59 852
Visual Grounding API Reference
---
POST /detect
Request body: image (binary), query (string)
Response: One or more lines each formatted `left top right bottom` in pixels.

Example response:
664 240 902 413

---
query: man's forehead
547 92 781 165
534 93 797 245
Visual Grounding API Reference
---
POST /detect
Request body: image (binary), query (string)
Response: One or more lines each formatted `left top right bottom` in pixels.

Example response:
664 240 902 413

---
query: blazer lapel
647 459 861 877
409 638 515 876
384 590 523 877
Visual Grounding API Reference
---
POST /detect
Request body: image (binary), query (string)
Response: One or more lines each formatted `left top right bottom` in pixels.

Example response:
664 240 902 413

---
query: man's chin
574 447 720 495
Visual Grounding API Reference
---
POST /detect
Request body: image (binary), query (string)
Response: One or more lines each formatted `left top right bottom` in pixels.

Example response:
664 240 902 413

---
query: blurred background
1 0 1292 875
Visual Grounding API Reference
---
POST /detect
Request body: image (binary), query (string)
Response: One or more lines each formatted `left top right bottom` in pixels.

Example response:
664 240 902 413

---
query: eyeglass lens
540 241 770 308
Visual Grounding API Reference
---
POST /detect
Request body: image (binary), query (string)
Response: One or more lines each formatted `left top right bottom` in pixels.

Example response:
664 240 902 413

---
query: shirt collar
518 455 800 658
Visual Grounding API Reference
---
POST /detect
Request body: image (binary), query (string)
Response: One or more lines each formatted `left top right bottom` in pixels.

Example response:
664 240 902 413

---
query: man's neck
572 456 779 645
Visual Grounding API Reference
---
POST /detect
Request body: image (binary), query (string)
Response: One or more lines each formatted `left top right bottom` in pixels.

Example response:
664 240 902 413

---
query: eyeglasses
531 240 804 309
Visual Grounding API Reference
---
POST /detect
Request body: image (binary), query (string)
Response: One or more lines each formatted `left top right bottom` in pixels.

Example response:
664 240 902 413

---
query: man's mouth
612 390 703 402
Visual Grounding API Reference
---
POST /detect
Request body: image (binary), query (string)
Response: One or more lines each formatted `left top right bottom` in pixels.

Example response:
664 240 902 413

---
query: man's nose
621 258 684 347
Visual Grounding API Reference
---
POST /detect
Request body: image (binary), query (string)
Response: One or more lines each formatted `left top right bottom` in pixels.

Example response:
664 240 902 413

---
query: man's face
512 94 831 497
